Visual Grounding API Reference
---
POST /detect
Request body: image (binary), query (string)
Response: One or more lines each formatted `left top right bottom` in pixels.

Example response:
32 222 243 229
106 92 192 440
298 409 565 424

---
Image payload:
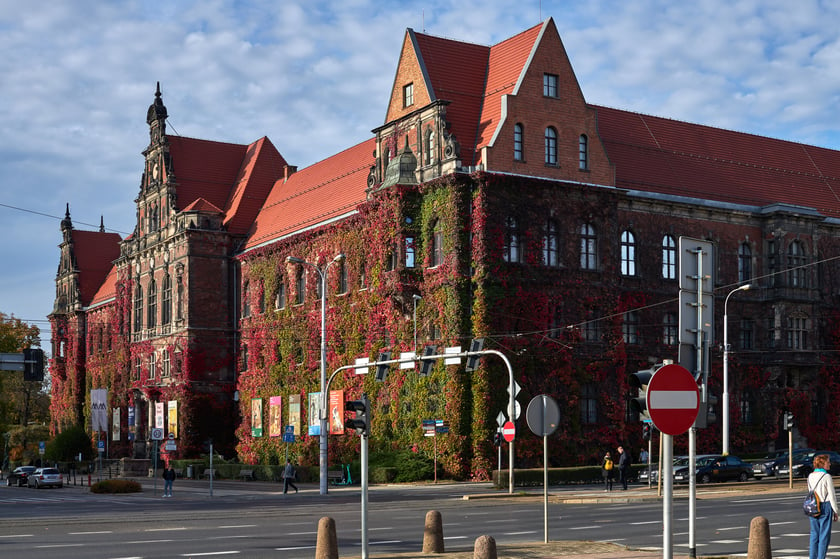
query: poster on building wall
329 390 345 434
308 392 320 436
155 401 165 429
90 388 108 432
112 408 120 441
167 400 178 438
251 398 263 437
269 396 282 437
289 394 301 438
128 406 135 441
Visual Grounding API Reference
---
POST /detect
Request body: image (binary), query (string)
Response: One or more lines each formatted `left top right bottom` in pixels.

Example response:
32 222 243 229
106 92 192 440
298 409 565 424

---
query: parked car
6 466 36 487
776 450 840 478
752 448 813 478
674 455 753 484
26 467 63 489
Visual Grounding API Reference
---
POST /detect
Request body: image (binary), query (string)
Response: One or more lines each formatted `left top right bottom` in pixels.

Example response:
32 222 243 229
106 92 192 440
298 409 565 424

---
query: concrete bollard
422 510 445 553
747 515 771 559
473 535 497 559
315 516 339 559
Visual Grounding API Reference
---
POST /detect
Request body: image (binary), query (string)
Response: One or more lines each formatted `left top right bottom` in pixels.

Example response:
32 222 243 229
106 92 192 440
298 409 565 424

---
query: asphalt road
0 477 819 558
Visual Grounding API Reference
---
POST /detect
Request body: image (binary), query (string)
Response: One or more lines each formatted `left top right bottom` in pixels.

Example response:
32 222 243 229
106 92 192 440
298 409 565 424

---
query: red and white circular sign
502 421 516 442
646 364 699 436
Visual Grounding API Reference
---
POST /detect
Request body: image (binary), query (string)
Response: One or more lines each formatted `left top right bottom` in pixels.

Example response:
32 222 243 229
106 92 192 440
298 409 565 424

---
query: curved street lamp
286 252 345 495
723 283 751 456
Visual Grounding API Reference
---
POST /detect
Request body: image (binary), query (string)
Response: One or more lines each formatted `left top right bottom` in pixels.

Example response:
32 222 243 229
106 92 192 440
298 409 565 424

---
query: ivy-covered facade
50 18 840 478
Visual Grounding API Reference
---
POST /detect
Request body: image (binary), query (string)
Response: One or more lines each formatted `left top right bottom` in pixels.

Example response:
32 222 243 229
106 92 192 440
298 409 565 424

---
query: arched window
542 219 559 267
620 230 636 276
161 274 172 325
147 279 157 329
514 123 524 161
431 220 443 267
544 127 558 165
503 216 520 263
580 223 597 270
578 134 588 170
788 240 806 287
738 243 752 283
662 235 676 279
134 284 143 332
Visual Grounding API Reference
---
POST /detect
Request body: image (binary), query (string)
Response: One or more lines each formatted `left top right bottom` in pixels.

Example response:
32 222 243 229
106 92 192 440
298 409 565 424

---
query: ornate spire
61 203 72 231
146 81 168 125
99 215 105 233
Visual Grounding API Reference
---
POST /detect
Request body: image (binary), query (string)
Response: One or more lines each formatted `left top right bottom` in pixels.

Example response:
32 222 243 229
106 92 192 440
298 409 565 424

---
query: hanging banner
155 401 165 429
251 398 264 437
269 396 282 437
128 405 136 441
112 408 120 441
91 389 108 432
167 400 178 438
289 394 301 439
308 392 320 436
329 390 345 434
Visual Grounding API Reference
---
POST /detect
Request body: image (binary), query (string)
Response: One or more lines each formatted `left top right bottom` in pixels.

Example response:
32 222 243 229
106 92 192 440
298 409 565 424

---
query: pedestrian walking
162 465 176 497
808 454 838 559
617 445 630 490
601 451 614 491
283 459 298 494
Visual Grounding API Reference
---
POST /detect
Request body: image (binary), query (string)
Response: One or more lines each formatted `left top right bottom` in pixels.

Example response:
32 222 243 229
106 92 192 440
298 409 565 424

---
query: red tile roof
594 106 840 217
244 139 375 251
71 230 122 307
89 264 119 308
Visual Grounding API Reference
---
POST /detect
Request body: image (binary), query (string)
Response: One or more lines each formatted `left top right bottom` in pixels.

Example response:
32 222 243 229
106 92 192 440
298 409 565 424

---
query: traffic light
419 345 437 377
695 391 718 429
374 352 391 382
642 423 652 440
629 367 656 420
345 394 371 436
465 338 484 372
23 348 44 382
493 431 502 446
784 412 795 431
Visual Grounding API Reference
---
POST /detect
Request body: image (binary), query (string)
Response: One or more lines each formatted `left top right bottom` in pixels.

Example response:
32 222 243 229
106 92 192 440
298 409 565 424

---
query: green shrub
369 450 434 483
90 479 142 493
45 425 94 462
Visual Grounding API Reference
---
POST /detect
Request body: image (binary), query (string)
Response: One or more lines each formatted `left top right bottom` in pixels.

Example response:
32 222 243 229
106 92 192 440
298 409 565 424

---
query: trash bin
187 465 193 479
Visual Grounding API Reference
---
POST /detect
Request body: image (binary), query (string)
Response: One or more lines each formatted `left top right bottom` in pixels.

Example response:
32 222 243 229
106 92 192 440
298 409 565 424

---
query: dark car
674 455 753 484
776 450 840 478
27 467 63 489
752 448 814 478
6 466 37 487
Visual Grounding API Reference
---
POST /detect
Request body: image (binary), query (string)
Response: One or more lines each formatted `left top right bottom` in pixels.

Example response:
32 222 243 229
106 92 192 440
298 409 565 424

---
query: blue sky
2 0 839 351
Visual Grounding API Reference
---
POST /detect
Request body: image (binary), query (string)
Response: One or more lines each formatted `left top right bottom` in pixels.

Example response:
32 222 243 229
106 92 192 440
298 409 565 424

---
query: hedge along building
52 18 840 474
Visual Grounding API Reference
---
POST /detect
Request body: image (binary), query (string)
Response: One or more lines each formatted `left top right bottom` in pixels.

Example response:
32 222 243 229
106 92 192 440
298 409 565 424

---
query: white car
27 467 63 489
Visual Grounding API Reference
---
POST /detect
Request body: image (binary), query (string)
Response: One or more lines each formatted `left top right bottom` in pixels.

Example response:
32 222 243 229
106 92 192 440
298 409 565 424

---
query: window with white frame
405 237 415 269
514 123 524 161
620 230 636 276
580 223 597 270
662 235 676 279
162 350 170 377
403 83 414 107
578 134 588 170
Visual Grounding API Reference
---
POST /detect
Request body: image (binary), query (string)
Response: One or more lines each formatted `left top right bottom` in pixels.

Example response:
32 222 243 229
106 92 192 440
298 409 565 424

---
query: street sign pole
525 394 560 544
662 433 673 559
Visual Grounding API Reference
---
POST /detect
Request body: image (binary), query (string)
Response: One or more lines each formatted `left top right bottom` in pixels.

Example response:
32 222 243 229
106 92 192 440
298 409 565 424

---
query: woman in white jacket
808 454 838 559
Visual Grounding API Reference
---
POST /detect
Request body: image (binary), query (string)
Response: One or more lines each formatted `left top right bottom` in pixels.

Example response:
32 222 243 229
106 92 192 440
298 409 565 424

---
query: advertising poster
112 408 120 441
308 392 320 436
269 396 282 437
329 390 345 434
155 401 165 429
90 388 108 432
128 405 135 441
167 400 178 438
251 398 263 437
289 394 301 438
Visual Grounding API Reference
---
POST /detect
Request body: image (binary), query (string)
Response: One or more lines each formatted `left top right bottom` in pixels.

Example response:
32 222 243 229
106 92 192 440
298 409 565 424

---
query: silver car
27 467 63 489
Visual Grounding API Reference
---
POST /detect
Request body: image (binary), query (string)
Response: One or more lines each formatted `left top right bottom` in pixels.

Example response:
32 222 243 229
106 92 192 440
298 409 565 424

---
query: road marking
125 539 174 544
568 526 600 530
710 540 743 544
630 520 661 525
180 552 240 557
275 546 316 551
715 526 743 531
218 525 257 529
36 544 85 548
0 534 33 538
503 531 538 536
287 531 317 536
444 536 468 540
770 521 796 526
146 527 187 532
370 540 402 545
70 530 113 535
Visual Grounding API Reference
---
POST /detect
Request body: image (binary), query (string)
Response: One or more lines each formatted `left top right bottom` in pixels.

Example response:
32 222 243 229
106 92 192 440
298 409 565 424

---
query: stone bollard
315 516 339 559
747 515 771 559
423 510 445 553
473 535 497 559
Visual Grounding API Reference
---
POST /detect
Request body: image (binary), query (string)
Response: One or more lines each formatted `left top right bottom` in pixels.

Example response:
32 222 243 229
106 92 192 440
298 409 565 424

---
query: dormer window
403 83 414 107
543 73 559 98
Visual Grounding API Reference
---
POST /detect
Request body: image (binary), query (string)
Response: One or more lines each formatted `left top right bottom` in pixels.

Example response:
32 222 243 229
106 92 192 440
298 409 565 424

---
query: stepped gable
70 229 121 307
595 105 840 217
244 138 375 251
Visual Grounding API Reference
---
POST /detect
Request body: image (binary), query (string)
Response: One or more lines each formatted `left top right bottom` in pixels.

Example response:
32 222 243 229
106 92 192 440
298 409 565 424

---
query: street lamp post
412 295 422 352
723 283 751 456
286 253 345 495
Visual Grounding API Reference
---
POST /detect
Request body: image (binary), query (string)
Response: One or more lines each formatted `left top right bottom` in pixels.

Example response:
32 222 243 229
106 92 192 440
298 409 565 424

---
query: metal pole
361 431 369 559
543 434 548 543
647 437 652 489
662 434 673 559
319 266 328 497
723 284 750 456
209 441 213 497
688 427 696 558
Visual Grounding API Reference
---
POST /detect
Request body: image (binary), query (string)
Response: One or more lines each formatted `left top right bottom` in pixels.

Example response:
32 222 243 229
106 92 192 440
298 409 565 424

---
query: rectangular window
623 311 639 344
543 73 559 98
162 351 170 378
580 384 597 424
405 237 415 268
787 317 808 349
740 319 754 350
149 352 156 380
403 83 414 107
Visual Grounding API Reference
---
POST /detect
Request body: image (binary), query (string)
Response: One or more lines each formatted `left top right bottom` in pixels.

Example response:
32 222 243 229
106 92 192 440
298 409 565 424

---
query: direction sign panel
502 421 516 442
646 364 700 435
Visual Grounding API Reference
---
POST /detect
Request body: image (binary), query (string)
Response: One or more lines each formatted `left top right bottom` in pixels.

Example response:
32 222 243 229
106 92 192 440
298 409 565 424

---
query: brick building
50 18 840 474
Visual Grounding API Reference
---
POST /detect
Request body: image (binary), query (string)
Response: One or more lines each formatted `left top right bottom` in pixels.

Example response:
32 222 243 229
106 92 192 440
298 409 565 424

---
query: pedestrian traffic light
374 352 391 382
418 345 437 377
465 338 484 372
629 367 657 420
642 423 651 440
784 412 795 431
345 394 371 436
23 348 44 382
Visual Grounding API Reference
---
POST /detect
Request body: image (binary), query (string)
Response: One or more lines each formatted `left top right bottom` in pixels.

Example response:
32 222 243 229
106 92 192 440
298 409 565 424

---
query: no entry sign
502 421 516 442
646 364 699 435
